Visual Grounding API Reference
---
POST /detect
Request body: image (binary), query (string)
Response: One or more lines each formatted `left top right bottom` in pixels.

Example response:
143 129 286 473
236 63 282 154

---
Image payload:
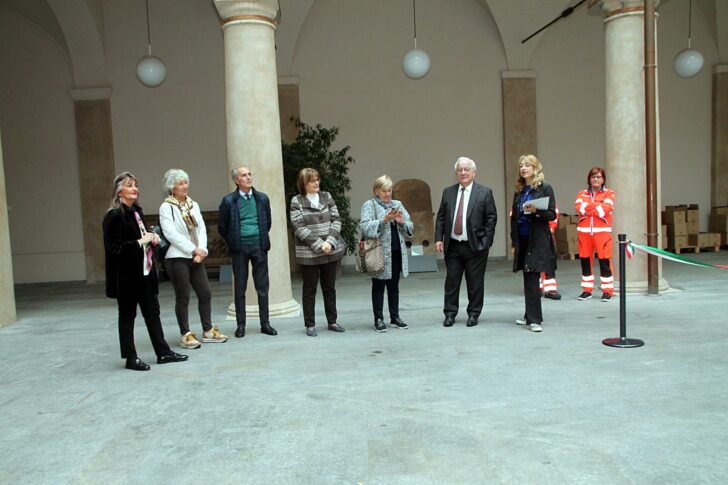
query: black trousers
165 257 212 335
443 240 489 318
518 235 543 324
232 245 269 327
300 261 338 327
116 274 171 359
372 249 402 320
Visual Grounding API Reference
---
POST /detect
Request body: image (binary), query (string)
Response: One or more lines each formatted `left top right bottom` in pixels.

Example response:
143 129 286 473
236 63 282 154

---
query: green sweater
239 194 260 245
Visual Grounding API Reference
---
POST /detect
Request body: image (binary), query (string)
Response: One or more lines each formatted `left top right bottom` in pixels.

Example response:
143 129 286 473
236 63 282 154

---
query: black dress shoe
157 352 189 364
260 323 278 336
466 316 479 327
443 315 455 327
125 358 150 371
235 326 245 338
328 323 345 332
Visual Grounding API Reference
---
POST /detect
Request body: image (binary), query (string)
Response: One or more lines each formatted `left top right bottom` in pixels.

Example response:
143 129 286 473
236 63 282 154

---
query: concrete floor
1 254 727 484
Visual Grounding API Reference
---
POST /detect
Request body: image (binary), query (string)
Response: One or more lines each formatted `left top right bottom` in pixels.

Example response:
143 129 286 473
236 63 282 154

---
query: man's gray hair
231 165 250 182
454 156 477 172
162 168 189 195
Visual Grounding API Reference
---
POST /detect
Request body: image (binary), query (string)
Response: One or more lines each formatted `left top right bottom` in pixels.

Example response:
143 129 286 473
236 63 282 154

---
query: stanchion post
603 234 644 348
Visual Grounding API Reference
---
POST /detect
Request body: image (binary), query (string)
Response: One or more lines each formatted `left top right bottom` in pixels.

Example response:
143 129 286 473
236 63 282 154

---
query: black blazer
103 204 158 299
435 182 498 254
510 181 557 274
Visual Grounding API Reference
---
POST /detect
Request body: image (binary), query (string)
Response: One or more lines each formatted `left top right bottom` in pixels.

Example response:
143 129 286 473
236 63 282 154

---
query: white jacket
159 200 208 259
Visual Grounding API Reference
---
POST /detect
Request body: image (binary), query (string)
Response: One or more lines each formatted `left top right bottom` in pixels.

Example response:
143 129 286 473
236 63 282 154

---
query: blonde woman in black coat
103 172 188 370
510 155 557 333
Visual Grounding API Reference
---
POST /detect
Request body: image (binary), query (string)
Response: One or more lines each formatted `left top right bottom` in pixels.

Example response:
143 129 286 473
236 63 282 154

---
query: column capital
588 0 660 18
213 0 279 28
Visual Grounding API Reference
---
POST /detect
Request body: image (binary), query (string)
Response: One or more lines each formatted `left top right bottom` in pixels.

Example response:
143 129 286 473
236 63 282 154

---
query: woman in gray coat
359 175 414 332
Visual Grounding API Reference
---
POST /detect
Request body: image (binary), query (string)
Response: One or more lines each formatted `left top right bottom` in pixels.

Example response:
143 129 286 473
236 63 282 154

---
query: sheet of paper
523 196 549 211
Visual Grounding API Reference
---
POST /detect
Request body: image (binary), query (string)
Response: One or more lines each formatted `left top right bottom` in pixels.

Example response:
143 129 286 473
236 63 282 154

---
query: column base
615 276 671 294
226 298 300 320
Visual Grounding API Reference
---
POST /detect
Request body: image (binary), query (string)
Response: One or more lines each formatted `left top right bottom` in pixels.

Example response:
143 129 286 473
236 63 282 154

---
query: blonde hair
109 171 139 210
515 154 544 192
373 174 393 193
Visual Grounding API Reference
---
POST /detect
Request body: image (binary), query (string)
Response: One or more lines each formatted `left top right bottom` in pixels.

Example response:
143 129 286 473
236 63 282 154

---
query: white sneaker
180 331 201 349
202 326 228 343
528 323 542 332
515 318 527 325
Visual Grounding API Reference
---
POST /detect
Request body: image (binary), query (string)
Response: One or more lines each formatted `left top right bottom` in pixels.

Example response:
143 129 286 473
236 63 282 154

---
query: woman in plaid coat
289 168 347 337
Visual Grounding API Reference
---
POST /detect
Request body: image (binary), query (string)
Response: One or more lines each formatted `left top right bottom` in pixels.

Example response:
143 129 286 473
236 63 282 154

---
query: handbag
150 203 174 261
355 200 385 275
149 225 170 261
355 237 384 275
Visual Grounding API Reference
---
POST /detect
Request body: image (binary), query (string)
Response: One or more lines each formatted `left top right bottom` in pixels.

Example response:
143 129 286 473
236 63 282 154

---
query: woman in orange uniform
574 166 615 302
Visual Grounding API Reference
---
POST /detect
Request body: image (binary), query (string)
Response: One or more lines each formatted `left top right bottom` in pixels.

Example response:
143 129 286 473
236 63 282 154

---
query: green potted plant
282 118 358 254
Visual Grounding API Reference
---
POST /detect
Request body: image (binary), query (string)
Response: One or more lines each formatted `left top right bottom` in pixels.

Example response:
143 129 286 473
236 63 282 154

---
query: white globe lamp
137 0 167 88
673 48 704 78
402 48 431 79
402 0 430 80
673 0 704 79
137 55 167 87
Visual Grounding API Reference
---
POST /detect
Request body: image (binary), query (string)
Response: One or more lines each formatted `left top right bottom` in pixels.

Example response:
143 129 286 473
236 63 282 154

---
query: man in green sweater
218 166 277 338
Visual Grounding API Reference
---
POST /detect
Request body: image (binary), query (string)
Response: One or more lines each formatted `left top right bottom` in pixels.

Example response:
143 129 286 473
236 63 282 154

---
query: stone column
0 128 17 327
501 71 537 254
214 0 299 319
69 87 115 284
589 0 667 292
712 65 728 207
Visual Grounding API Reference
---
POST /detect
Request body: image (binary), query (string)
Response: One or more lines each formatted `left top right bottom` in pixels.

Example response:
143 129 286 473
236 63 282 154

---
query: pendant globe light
136 0 167 87
402 0 430 79
673 0 704 78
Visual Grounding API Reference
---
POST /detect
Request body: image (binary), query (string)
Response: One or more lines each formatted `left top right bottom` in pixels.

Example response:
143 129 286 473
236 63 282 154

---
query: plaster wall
103 0 228 212
657 0 715 229
0 0 720 283
0 11 85 283
292 0 509 257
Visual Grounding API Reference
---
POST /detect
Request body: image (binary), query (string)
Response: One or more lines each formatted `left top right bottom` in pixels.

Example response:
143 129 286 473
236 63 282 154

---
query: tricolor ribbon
627 241 728 269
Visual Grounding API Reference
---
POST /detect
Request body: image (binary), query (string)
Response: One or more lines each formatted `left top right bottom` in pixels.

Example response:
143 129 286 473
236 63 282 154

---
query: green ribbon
627 241 728 269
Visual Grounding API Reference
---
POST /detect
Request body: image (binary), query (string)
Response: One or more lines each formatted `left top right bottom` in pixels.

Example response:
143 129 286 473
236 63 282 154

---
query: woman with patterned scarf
160 169 227 349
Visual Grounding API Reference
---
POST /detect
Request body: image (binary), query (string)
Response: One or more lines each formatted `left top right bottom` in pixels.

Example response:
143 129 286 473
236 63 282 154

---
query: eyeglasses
456 168 472 173
590 175 603 179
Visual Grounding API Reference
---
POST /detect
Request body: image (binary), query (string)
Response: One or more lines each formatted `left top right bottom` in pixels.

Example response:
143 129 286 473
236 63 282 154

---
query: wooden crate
667 222 688 238
688 233 720 252
709 214 728 233
663 206 687 225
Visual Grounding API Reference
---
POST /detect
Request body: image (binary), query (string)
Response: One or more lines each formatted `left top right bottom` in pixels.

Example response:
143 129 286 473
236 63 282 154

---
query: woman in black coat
103 171 188 370
510 155 557 332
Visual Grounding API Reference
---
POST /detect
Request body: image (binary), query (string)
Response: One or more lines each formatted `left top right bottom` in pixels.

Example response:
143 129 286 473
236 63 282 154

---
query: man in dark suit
435 157 498 327
219 165 277 338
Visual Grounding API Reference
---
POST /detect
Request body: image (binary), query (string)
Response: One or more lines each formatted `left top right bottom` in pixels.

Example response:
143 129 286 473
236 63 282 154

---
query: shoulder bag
355 200 385 275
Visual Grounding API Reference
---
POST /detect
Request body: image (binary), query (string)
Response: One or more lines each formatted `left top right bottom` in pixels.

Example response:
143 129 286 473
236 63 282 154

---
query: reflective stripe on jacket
574 188 615 235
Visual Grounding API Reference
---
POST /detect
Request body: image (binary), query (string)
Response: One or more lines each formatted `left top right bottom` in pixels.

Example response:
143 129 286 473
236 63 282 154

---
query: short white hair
231 165 251 182
162 168 189 194
454 157 477 172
